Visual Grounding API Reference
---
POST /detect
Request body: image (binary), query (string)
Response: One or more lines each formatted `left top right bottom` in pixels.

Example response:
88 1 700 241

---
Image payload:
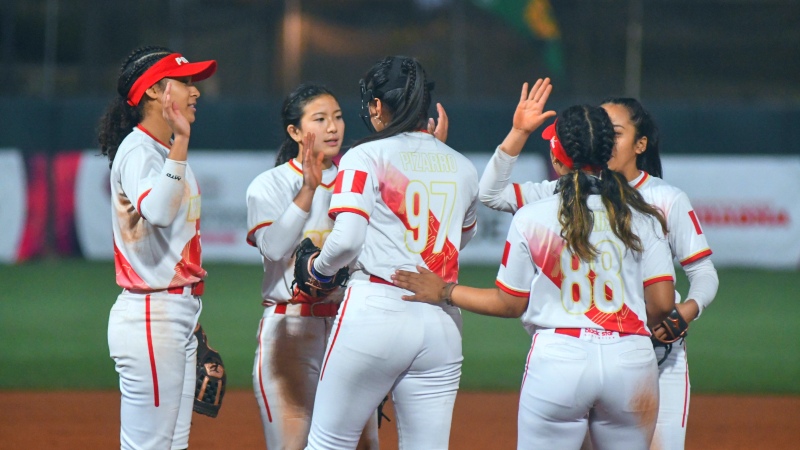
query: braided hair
97 46 173 167
352 56 433 147
601 97 662 178
274 83 337 167
556 105 667 262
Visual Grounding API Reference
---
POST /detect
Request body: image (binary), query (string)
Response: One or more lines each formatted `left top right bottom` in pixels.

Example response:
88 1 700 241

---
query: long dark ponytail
274 83 336 167
98 46 173 167
555 105 667 262
352 56 433 148
601 97 662 178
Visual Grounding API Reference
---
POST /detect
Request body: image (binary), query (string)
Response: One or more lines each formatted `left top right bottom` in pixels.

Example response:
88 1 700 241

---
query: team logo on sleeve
334 170 368 194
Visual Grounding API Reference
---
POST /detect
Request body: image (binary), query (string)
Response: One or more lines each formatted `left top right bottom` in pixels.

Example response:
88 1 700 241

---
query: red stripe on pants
145 295 160 407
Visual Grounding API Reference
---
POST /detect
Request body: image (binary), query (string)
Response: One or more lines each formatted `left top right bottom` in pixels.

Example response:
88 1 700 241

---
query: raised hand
301 132 323 190
391 265 447 303
162 81 191 139
427 102 449 143
512 78 557 135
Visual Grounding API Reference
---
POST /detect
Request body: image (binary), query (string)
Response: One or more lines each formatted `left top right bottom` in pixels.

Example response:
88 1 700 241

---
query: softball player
394 104 678 450
479 89 718 450
98 46 217 449
302 56 479 450
245 84 379 450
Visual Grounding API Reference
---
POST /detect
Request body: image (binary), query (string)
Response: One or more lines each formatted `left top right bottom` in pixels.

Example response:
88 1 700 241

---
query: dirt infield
4 390 798 449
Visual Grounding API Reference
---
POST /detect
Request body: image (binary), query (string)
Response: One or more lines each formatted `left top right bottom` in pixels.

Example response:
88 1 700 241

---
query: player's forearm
139 159 186 227
644 280 676 328
166 134 189 162
255 202 309 261
683 257 719 319
292 185 316 213
498 128 532 157
314 212 367 276
451 286 528 318
478 147 518 212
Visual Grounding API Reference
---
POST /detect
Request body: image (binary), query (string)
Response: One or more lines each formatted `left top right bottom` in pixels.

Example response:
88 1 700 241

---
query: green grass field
1 260 798 394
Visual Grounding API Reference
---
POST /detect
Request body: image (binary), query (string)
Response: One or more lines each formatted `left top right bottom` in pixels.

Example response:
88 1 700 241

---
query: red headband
541 120 574 170
126 53 217 106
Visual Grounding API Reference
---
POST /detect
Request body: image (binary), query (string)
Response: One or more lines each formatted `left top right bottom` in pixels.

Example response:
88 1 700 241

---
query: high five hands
512 78 557 135
301 132 324 190
161 81 191 140
427 102 449 143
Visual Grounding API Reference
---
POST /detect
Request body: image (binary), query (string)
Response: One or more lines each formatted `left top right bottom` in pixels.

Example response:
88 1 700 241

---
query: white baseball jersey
246 159 338 304
496 194 676 336
328 131 479 283
110 125 205 290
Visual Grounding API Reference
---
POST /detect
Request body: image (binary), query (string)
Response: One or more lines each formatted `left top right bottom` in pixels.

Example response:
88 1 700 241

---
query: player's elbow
478 190 502 210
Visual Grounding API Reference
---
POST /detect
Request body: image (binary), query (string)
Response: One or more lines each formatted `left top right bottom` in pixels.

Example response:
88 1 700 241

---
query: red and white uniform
306 132 479 450
498 193 675 449
107 125 204 450
246 159 378 450
479 148 718 450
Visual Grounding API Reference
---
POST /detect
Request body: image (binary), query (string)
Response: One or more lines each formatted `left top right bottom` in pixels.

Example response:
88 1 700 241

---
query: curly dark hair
97 46 172 167
555 105 667 262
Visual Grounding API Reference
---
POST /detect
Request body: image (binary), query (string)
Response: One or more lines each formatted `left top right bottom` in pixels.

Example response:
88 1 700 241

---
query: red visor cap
127 53 217 106
541 120 574 170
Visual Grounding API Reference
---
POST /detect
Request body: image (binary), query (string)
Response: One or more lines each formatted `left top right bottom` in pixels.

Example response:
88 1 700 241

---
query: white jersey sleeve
478 147 558 213
495 213 536 297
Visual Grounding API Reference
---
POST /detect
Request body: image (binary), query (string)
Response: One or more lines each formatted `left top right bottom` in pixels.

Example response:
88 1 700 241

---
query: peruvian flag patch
334 170 368 194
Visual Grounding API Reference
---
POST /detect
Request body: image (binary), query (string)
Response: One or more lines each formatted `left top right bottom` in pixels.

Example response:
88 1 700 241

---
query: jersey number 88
561 240 625 314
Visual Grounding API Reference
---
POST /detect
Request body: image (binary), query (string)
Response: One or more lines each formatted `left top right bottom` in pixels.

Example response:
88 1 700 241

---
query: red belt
369 275 394 286
274 302 339 317
167 281 205 296
554 328 636 338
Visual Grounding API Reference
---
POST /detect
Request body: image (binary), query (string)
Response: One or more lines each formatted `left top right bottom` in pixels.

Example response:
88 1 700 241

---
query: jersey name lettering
400 152 457 173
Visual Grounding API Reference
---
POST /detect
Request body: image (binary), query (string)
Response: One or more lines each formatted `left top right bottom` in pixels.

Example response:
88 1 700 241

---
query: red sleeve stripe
680 248 713 266
643 274 675 287
334 170 368 194
137 189 152 220
688 210 703 235
462 219 477 232
495 279 530 298
501 241 511 266
513 183 524 209
246 222 273 247
329 207 370 222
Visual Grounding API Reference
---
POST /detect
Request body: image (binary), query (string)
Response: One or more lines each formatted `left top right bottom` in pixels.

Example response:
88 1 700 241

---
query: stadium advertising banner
661 156 800 269
0 150 26 263
66 152 800 268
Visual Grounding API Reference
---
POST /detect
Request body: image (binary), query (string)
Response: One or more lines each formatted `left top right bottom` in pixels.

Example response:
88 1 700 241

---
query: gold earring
375 116 383 125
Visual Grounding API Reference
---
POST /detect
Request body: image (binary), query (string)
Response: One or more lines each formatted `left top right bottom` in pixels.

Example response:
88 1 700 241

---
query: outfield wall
1 149 798 268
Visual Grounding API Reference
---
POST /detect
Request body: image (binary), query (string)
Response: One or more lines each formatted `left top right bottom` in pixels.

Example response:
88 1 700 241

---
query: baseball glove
193 324 226 418
652 307 690 344
291 237 350 301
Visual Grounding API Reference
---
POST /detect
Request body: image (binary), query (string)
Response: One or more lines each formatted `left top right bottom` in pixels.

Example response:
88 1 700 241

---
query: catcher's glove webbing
292 237 349 301
193 324 226 418
651 307 689 366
